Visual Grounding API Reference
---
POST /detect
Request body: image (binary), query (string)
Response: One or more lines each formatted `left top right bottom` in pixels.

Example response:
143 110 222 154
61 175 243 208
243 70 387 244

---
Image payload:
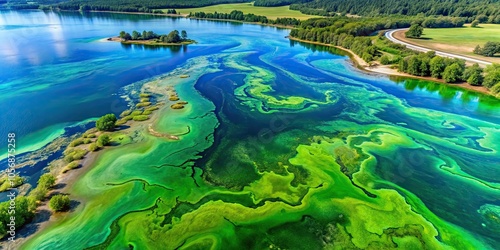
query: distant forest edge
290 0 500 22
1 0 249 11
4 0 500 22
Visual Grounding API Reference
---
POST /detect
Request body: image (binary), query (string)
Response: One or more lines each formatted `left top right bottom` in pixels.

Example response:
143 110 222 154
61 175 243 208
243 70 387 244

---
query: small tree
471 20 480 28
38 173 56 189
131 30 140 40
96 114 117 131
380 55 391 65
49 194 71 212
443 63 463 83
181 30 188 40
463 63 484 86
97 134 111 147
405 24 424 38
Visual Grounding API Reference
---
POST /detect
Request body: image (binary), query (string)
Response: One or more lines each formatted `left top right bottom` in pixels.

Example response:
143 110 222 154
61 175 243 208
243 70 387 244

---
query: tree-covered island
110 29 195 46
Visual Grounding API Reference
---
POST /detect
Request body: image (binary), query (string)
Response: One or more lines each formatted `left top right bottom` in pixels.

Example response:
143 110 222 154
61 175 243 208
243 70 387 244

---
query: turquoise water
1 10 499 249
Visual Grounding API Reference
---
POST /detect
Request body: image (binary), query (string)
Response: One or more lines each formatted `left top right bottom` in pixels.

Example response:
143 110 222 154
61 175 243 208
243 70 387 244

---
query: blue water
1 10 500 248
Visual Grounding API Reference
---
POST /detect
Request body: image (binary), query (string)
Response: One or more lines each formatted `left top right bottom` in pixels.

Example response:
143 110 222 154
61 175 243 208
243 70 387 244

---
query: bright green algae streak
23 39 500 249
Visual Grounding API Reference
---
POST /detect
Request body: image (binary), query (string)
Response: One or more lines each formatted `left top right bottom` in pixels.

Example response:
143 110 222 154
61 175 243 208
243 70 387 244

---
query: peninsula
109 29 195 46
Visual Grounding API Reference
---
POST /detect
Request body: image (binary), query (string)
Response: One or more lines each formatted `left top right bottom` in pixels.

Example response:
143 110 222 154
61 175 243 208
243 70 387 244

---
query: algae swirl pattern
23 34 500 250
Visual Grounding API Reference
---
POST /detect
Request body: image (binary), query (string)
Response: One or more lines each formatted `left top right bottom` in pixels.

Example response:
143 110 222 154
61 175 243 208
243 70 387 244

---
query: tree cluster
120 30 189 43
473 42 500 57
0 172 56 238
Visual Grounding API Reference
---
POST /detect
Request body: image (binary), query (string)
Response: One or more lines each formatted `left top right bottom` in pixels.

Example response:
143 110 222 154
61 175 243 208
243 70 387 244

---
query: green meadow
172 3 320 20
406 24 500 63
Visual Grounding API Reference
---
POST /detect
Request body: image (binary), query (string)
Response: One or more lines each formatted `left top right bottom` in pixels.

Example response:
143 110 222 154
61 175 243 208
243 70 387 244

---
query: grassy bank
171 3 319 20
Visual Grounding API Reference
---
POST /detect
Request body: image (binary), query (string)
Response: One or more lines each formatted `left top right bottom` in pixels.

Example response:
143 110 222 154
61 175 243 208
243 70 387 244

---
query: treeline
55 0 248 13
253 0 311 7
290 0 500 22
474 42 500 57
190 10 301 26
119 30 188 43
290 16 500 95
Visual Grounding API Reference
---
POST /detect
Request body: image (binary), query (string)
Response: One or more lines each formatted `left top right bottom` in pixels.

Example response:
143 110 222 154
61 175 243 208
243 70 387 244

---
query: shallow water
1 10 499 249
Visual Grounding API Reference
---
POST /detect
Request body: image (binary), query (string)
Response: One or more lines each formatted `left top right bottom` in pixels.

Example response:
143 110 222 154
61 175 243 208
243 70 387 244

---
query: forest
290 0 500 22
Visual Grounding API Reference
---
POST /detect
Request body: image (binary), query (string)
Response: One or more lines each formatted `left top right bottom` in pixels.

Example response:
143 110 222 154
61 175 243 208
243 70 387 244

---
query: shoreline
288 36 494 97
58 9 295 29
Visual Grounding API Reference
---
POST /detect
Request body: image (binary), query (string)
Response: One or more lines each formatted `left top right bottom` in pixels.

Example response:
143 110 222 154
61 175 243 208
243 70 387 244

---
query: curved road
385 29 492 66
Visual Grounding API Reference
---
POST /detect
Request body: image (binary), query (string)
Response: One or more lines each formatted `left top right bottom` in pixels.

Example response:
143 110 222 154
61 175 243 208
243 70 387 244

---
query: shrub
136 102 152 108
69 138 84 147
63 162 80 173
380 55 391 65
30 186 49 201
120 110 132 117
140 98 150 103
131 110 143 116
49 194 71 212
139 93 150 98
115 119 128 126
83 138 92 144
169 95 180 101
64 148 87 162
133 115 150 121
89 143 100 152
97 134 111 147
38 173 56 189
95 114 117 131
145 106 159 112
171 103 185 109
142 110 153 115
84 133 96 138
0 176 24 192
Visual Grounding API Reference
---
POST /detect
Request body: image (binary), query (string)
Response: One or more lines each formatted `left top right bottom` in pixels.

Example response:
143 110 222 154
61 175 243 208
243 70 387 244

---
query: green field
400 24 500 63
171 3 319 20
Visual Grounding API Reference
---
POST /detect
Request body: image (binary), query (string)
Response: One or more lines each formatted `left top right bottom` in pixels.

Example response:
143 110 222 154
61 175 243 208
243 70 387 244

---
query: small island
108 29 195 46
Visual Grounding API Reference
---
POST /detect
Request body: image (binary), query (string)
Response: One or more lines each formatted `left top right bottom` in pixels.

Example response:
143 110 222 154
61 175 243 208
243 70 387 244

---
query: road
385 29 492 66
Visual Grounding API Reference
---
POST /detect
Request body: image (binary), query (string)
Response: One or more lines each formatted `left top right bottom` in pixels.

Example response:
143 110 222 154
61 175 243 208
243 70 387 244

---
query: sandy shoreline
288 36 493 96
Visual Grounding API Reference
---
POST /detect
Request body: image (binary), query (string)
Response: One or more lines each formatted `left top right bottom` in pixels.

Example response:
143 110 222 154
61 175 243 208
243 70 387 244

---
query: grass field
170 3 319 20
394 24 500 63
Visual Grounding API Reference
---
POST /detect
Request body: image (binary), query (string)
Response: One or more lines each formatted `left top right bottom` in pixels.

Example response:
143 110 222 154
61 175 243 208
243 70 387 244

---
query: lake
1 10 499 249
